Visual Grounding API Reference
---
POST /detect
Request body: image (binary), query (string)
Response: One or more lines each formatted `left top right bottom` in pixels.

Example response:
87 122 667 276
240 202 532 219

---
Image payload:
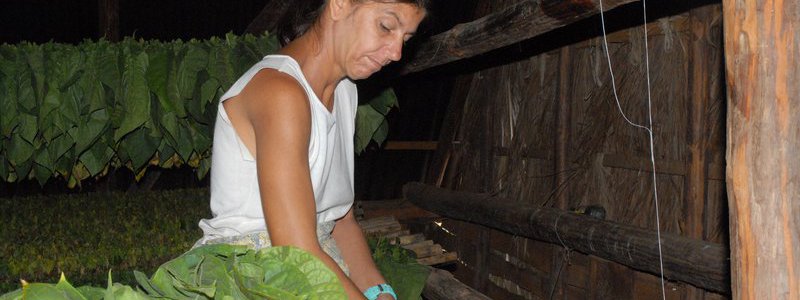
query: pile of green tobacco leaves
0 244 347 300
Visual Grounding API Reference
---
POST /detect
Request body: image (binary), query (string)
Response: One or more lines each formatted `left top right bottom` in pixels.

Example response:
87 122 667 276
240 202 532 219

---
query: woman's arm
332 209 390 293
234 70 366 299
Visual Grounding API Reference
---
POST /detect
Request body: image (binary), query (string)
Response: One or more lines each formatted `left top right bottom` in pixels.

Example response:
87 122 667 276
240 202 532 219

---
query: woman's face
334 1 426 80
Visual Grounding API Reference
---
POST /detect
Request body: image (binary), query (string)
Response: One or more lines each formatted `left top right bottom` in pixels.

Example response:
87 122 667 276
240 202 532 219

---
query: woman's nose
386 40 402 62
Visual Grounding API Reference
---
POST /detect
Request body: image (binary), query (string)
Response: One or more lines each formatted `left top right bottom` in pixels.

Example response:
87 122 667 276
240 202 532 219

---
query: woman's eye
380 23 391 33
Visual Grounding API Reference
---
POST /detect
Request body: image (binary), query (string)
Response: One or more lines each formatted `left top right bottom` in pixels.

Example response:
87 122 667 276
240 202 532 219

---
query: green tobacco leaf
0 64 19 137
74 108 108 155
373 119 389 146
196 156 210 180
369 88 399 115
60 86 82 126
177 46 207 104
174 120 194 161
74 286 104 300
23 44 46 106
251 246 346 299
48 133 74 161
19 284 65 300
55 273 88 300
0 288 21 300
78 140 112 176
40 87 62 128
8 134 34 166
0 154 8 181
94 42 121 93
159 112 179 146
114 51 150 140
119 127 159 171
79 49 107 113
355 104 384 153
141 244 346 300
199 77 219 107
207 45 235 89
19 113 38 143
147 46 185 118
370 238 430 300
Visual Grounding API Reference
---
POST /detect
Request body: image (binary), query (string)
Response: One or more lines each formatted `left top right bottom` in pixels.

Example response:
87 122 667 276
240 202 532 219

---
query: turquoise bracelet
363 283 396 300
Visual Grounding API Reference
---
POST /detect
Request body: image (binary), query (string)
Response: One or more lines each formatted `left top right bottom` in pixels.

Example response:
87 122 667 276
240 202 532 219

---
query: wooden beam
423 267 493 300
383 141 438 151
244 0 292 35
403 182 730 294
722 0 800 298
400 0 649 74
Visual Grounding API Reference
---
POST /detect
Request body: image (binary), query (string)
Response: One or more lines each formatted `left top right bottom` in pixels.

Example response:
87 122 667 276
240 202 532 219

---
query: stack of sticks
358 215 458 266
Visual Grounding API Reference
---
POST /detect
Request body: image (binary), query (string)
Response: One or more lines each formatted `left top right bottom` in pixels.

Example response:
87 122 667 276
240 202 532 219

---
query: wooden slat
403 182 730 294
417 251 459 265
383 141 438 151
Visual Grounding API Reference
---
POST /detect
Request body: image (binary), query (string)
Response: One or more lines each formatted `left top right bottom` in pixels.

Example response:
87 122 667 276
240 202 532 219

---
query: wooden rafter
400 0 658 74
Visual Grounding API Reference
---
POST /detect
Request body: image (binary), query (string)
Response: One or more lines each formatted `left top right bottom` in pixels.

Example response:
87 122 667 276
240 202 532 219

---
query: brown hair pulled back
275 0 430 46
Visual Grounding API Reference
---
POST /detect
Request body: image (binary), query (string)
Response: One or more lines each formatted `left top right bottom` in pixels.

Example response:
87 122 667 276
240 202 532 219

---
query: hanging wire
597 0 667 299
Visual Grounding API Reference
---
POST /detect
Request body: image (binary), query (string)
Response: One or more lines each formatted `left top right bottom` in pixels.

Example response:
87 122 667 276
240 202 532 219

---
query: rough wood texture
684 6 712 241
423 267 493 300
401 0 652 74
403 182 730 294
723 0 800 299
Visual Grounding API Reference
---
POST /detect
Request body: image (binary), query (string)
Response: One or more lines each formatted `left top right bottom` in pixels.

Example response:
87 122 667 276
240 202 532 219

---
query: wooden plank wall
423 1 728 299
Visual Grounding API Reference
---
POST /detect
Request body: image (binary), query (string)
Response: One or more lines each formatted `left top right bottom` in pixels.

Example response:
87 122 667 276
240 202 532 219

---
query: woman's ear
328 0 352 21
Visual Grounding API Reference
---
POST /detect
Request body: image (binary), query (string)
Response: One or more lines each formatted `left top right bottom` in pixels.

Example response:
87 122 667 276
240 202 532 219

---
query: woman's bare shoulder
238 68 312 130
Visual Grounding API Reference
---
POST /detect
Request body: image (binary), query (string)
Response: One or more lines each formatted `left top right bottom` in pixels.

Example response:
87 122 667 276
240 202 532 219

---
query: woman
193 0 428 299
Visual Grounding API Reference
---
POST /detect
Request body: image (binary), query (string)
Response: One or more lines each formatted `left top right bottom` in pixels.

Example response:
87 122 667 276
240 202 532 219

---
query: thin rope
598 0 666 299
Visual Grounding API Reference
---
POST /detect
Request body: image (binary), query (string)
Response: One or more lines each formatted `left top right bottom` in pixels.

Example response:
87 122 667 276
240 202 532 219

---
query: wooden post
722 0 800 299
98 0 119 42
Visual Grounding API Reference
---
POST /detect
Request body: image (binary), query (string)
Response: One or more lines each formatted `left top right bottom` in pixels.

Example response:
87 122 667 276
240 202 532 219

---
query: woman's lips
366 57 383 72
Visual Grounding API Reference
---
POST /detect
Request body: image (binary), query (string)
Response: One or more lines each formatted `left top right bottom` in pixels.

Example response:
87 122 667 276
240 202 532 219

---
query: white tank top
197 55 357 241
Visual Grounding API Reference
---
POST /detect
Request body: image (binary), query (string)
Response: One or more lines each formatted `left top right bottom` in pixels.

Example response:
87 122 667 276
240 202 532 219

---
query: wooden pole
97 0 119 42
423 267 492 300
722 0 800 299
403 182 731 294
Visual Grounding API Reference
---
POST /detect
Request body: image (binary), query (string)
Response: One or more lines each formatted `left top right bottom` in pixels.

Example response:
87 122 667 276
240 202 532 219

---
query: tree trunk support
722 0 800 298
